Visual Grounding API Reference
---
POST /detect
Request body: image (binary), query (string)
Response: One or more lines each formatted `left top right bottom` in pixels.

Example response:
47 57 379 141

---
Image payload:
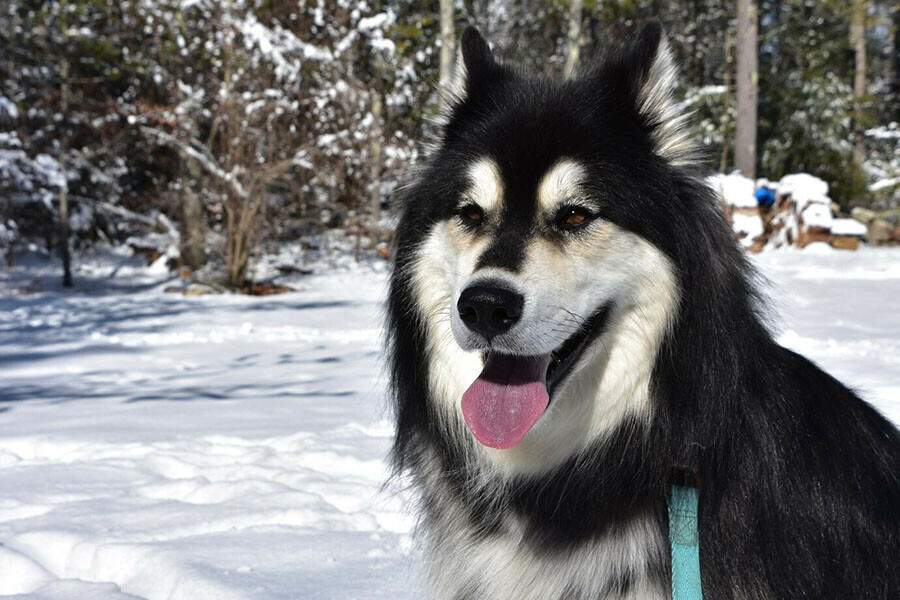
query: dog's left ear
613 21 694 166
445 27 506 106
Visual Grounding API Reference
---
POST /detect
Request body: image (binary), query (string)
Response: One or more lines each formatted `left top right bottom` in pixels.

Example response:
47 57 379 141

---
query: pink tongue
461 353 552 449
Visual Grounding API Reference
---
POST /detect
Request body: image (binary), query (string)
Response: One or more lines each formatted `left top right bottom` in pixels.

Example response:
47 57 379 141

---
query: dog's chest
426 506 668 600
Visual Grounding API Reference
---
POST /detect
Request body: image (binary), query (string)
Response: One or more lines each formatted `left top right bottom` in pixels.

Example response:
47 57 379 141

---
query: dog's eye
555 206 594 231
458 204 485 227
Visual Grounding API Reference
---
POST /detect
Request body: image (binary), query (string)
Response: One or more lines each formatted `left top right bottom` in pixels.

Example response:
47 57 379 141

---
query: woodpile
830 218 868 250
710 172 871 252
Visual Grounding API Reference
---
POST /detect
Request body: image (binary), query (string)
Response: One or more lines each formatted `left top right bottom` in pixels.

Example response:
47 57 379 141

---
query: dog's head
396 23 695 472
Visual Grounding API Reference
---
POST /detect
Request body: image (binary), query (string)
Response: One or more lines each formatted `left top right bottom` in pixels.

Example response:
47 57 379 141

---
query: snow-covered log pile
708 173 765 251
777 173 836 248
709 172 874 252
830 218 869 250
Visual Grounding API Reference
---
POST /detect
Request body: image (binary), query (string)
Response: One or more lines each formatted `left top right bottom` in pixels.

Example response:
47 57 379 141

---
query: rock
851 207 876 224
892 225 900 244
878 209 900 226
867 219 894 245
275 264 314 276
184 283 220 296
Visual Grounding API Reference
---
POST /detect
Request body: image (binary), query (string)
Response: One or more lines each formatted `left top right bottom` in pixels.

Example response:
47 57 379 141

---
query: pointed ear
630 22 676 124
618 21 695 166
446 27 503 105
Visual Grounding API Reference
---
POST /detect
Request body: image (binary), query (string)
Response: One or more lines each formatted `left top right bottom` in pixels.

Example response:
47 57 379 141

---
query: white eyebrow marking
466 157 503 212
537 159 587 213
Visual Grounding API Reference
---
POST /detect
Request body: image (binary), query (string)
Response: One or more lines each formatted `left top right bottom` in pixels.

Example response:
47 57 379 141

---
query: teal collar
668 476 704 599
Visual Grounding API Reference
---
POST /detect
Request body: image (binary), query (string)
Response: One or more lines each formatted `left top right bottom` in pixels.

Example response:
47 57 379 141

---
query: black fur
387 23 900 599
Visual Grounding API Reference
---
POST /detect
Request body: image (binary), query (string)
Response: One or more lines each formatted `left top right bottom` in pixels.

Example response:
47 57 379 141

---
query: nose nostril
460 305 478 324
491 308 513 326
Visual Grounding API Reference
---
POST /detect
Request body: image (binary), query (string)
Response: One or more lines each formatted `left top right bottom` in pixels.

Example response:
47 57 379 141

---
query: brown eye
556 206 593 230
459 204 484 226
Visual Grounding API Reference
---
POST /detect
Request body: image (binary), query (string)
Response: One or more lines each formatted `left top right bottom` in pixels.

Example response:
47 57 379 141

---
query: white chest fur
424 500 667 600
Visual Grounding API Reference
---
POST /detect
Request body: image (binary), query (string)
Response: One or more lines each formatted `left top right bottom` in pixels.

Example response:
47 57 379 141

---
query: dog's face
403 24 688 472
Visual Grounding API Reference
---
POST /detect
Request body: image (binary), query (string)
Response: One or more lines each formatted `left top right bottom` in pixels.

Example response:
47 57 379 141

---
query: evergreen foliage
1 0 898 275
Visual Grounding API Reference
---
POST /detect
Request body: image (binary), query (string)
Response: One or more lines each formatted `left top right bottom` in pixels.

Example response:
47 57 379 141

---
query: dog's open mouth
461 306 611 449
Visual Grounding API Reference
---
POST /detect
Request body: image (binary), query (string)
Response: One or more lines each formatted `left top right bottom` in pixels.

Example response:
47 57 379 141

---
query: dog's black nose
457 284 524 340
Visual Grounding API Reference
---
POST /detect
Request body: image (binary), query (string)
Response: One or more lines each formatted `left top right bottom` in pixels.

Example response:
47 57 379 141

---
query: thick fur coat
386 22 900 600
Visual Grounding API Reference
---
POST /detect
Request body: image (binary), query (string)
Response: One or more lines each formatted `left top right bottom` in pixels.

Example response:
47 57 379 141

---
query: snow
0 131 23 149
708 172 757 208
751 247 900 426
0 96 19 119
865 124 900 140
370 39 396 54
800 202 834 230
777 173 830 208
732 213 764 247
707 172 763 246
2 247 900 599
238 14 331 83
831 218 868 237
357 13 394 32
870 177 900 192
0 150 66 203
0 252 418 600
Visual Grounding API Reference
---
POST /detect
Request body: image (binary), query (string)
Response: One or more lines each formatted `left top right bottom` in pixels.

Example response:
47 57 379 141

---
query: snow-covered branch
141 126 247 199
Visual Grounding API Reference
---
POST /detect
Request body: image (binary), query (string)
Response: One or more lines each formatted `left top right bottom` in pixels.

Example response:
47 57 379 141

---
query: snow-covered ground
0 250 416 600
1 245 899 599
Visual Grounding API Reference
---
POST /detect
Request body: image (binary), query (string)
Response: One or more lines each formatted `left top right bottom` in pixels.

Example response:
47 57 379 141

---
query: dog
386 22 900 600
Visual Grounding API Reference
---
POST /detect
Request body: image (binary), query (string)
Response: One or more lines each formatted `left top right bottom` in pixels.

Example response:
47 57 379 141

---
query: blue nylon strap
668 483 704 600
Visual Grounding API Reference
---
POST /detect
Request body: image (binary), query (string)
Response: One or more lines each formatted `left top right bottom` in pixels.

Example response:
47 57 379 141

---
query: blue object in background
755 187 775 207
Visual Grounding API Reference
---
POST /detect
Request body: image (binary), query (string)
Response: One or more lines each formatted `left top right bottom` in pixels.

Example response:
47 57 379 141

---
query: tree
563 0 584 78
735 0 758 179
439 0 455 95
757 0 873 207
179 161 207 272
851 0 868 164
58 6 73 287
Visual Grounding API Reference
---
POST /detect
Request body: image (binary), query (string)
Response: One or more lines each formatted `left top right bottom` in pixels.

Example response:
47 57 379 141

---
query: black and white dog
386 22 900 599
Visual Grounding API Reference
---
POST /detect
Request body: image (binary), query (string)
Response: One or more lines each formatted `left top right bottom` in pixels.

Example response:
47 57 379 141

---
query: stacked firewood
709 172 871 252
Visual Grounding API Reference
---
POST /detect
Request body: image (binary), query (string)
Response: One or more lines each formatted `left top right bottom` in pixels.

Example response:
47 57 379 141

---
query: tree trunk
563 0 584 78
439 0 455 102
180 187 206 271
893 6 900 104
225 206 248 288
59 49 72 287
370 91 383 223
735 0 758 180
58 181 73 288
720 29 733 174
851 0 867 164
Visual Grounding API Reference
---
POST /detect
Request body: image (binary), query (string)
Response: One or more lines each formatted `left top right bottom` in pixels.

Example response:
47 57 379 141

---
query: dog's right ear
447 27 502 105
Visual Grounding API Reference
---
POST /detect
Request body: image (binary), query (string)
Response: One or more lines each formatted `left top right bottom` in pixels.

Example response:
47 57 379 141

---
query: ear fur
445 26 502 106
595 22 694 167
626 22 697 167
